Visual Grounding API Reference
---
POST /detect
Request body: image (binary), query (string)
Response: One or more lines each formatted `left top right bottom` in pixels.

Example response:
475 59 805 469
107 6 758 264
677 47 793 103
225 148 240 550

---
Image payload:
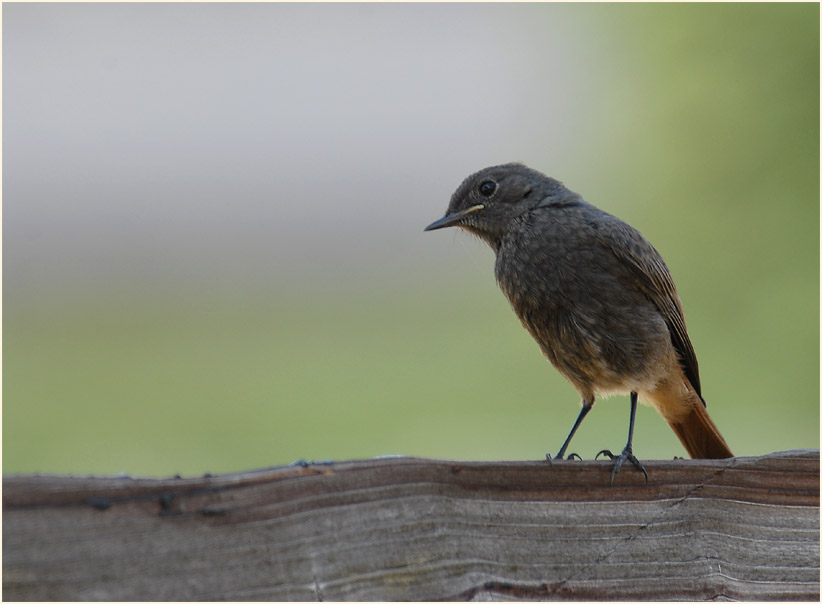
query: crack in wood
313 574 323 602
550 459 739 595
448 579 557 600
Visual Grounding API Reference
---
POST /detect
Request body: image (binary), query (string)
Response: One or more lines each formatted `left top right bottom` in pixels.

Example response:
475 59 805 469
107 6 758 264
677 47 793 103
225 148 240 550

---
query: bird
424 163 733 483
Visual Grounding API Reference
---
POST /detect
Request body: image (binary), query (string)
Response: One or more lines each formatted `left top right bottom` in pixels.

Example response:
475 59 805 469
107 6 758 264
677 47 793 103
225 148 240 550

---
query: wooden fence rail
3 449 819 601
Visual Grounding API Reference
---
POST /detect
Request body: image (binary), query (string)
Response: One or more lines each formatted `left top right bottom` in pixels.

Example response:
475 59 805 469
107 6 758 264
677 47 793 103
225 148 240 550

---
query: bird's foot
596 447 648 485
546 452 583 463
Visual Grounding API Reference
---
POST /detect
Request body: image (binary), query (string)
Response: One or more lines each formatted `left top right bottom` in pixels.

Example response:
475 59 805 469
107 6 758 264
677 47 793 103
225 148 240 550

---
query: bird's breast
492 221 674 394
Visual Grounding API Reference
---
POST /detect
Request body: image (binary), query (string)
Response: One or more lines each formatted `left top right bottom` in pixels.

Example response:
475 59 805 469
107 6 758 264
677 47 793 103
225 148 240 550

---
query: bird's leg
548 400 592 461
596 391 648 485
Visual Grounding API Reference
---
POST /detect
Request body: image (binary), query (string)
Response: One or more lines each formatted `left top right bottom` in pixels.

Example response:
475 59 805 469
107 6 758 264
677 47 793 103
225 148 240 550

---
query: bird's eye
479 180 497 197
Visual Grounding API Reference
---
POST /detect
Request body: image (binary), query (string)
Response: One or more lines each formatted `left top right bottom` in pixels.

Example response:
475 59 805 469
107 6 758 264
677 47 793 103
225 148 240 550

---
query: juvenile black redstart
425 163 733 482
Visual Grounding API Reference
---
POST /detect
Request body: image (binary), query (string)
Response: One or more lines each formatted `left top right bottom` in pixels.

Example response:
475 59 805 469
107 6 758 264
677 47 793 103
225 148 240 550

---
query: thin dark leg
596 392 648 485
625 391 639 452
549 401 593 460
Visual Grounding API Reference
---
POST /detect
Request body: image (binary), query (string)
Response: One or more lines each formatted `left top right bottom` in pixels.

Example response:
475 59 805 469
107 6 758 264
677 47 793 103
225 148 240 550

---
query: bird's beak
424 204 485 231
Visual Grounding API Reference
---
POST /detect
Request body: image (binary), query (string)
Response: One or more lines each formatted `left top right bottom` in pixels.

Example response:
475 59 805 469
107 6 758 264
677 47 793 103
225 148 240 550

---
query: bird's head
424 163 575 249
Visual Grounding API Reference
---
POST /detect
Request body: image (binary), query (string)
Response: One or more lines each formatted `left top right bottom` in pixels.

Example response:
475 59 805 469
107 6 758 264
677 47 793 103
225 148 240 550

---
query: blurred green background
4 3 818 476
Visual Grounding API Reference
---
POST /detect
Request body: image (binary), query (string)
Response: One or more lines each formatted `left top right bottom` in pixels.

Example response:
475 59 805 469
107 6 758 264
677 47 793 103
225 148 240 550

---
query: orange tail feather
668 402 733 459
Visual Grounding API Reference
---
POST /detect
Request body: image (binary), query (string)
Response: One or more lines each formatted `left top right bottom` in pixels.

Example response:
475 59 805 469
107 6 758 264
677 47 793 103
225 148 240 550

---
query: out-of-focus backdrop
4 3 818 476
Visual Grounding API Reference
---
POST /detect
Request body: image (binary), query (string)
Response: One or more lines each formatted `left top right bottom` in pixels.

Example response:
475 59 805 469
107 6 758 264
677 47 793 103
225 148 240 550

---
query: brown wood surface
3 450 819 601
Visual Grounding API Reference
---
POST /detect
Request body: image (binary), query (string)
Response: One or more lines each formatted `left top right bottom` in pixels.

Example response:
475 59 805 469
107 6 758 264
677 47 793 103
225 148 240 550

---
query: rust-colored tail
668 402 733 459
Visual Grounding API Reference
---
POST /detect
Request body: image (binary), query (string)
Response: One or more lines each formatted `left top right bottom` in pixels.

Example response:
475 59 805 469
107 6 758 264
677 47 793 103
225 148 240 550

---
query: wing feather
604 218 704 401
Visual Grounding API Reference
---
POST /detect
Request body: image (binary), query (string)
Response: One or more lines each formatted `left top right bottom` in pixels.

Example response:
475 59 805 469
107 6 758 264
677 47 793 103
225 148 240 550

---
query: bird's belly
515 298 676 400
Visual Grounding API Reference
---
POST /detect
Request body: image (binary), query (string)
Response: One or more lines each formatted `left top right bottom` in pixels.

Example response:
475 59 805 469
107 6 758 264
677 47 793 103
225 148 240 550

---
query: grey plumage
425 163 732 467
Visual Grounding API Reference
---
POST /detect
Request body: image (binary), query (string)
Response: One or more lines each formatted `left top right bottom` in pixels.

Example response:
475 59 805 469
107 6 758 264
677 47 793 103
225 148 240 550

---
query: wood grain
3 450 819 601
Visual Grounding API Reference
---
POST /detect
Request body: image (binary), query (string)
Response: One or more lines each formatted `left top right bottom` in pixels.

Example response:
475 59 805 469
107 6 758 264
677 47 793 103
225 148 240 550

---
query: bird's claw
546 451 583 466
596 447 648 485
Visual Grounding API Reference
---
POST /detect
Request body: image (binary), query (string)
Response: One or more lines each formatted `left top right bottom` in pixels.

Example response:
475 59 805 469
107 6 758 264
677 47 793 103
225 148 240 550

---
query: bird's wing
604 217 704 401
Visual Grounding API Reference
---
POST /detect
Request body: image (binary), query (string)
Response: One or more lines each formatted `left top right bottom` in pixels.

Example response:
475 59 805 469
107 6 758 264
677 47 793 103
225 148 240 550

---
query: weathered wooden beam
3 450 819 601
